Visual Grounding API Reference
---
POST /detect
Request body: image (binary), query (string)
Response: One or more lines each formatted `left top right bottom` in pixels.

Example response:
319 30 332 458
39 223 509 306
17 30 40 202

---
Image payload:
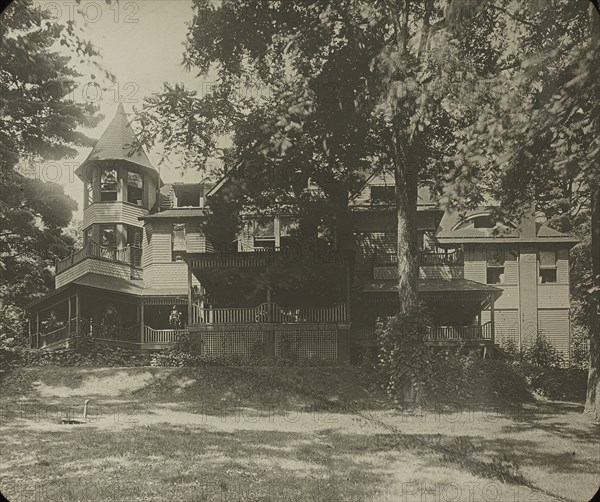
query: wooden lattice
199 328 263 358
274 327 338 361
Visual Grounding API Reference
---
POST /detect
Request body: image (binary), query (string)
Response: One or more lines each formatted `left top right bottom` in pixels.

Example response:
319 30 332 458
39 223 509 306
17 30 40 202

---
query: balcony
371 248 464 280
55 241 142 275
373 248 464 267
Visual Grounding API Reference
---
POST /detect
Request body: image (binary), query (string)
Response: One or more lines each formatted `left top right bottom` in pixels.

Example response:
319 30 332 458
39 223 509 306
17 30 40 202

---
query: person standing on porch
169 306 182 329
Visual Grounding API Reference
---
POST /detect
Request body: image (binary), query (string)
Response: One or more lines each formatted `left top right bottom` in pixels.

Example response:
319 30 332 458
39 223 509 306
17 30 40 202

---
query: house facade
26 105 577 361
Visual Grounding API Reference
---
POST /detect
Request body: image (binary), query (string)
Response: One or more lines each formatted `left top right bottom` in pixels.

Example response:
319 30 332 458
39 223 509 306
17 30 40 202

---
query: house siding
83 202 147 229
143 262 199 289
538 309 570 359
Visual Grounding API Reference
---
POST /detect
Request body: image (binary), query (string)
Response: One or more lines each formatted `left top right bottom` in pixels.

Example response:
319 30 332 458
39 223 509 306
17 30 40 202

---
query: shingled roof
75 102 157 178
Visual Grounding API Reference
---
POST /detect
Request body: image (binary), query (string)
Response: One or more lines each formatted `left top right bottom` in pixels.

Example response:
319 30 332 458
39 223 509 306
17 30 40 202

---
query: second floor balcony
55 240 142 278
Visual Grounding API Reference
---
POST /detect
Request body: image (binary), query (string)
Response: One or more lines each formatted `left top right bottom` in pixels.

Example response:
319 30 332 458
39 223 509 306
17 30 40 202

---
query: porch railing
55 241 141 274
79 319 140 342
36 320 75 348
373 248 464 267
424 322 493 341
192 302 347 324
144 327 187 344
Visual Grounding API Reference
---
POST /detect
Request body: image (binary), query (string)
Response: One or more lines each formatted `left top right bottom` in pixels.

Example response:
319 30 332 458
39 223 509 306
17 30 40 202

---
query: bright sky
37 0 213 218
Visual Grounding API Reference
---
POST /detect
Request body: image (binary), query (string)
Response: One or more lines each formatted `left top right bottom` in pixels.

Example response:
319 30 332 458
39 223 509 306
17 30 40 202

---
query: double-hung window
539 249 558 283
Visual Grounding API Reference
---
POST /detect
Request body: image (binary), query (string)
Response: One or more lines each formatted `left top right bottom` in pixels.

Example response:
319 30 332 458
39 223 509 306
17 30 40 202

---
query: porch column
75 288 81 335
489 293 495 343
140 303 145 344
68 295 72 333
36 312 40 349
187 261 193 325
266 286 272 322
345 264 351 321
28 316 32 348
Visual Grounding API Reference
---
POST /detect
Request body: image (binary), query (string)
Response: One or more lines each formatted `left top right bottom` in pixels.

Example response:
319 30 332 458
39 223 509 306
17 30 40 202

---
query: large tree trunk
584 187 600 422
395 144 420 313
584 1 600 423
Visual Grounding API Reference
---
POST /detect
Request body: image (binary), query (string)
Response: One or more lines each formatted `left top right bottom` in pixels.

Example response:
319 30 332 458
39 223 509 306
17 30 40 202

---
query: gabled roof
75 102 157 178
435 210 578 245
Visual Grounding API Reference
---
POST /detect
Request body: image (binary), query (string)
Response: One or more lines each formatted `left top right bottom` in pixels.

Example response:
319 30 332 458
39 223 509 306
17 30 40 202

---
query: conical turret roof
76 102 157 178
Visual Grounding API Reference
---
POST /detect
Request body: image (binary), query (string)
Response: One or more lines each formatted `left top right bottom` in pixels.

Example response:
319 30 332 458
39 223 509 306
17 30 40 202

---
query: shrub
500 333 588 402
420 351 532 405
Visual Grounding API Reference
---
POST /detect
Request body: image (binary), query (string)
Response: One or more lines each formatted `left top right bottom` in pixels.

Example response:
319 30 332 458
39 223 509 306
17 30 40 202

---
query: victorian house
26 104 577 362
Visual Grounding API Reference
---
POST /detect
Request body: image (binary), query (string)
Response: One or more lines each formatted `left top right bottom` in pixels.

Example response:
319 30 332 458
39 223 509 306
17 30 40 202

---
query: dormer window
100 169 118 201
539 249 557 283
127 172 143 205
473 215 495 228
370 185 395 205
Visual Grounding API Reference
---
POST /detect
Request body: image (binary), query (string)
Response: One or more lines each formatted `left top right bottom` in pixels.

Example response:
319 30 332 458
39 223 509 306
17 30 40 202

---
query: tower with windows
54 102 159 287
77 101 158 254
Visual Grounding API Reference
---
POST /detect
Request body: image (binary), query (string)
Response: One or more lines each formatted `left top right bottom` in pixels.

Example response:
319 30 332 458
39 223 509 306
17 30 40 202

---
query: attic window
370 185 395 204
473 215 494 228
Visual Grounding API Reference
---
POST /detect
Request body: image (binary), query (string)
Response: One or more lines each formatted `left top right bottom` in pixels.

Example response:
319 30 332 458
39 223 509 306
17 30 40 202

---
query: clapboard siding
151 233 172 262
494 285 519 310
538 309 570 358
187 232 206 253
481 309 519 347
463 245 486 283
83 202 147 228
538 284 570 308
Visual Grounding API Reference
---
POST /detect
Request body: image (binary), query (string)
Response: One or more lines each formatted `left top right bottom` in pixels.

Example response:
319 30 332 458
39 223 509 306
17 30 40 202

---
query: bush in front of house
376 307 533 405
501 334 588 402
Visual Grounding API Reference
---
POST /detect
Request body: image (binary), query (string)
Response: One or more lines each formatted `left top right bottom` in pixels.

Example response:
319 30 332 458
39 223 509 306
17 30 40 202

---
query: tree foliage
0 0 102 333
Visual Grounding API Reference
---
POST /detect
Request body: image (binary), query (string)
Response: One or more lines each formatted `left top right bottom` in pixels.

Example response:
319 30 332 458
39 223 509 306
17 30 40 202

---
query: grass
1 366 598 502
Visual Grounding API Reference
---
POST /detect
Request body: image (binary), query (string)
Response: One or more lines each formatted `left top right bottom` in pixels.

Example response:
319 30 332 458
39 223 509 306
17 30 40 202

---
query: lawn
0 367 598 502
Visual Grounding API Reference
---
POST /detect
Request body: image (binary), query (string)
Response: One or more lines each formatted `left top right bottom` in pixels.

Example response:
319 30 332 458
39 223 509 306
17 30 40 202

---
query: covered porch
351 278 501 349
26 273 192 351
184 248 352 361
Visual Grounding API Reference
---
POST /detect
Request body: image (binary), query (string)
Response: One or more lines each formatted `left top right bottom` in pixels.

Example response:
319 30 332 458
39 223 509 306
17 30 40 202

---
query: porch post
68 295 72 332
75 288 81 335
36 312 40 349
187 260 193 325
345 264 351 321
140 303 145 344
489 293 495 343
266 286 272 322
28 316 32 348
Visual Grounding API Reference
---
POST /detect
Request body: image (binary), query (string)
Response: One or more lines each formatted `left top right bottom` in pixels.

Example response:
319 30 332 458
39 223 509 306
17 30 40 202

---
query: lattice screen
274 327 338 361
199 328 263 358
